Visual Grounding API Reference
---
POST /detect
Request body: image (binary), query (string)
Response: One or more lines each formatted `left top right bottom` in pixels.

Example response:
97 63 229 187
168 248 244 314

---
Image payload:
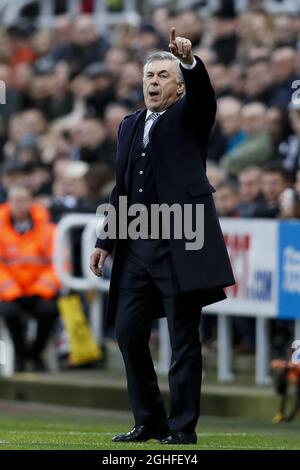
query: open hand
90 247 109 277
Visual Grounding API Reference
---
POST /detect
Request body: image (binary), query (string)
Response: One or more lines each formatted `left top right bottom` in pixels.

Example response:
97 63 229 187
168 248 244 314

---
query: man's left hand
169 27 194 65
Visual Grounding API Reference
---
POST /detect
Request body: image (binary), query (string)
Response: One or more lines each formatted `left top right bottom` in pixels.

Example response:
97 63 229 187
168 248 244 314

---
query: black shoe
112 425 169 442
160 431 197 445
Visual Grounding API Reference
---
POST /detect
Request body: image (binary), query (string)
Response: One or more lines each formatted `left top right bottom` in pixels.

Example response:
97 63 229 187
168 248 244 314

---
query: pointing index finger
170 27 176 43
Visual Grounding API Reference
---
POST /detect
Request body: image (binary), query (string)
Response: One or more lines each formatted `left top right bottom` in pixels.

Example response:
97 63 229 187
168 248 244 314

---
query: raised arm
169 27 216 134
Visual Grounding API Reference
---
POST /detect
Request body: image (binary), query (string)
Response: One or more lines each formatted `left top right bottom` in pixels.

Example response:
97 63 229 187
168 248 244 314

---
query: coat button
141 152 146 157
139 188 143 192
139 170 143 175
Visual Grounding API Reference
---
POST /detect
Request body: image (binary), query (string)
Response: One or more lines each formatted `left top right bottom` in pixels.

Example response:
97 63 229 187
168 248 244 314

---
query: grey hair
143 51 184 83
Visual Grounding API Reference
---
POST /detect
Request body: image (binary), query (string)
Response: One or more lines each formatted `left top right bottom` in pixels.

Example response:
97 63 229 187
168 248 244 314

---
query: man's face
271 50 295 84
74 19 96 46
9 191 32 220
261 172 287 204
218 106 241 137
214 187 238 216
143 60 184 112
238 170 262 202
242 109 265 136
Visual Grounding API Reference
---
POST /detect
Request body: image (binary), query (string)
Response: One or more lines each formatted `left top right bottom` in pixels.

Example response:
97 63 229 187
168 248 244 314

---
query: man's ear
177 82 185 96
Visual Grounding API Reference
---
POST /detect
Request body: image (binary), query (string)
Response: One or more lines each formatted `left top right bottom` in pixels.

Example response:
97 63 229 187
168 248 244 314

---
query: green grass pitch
0 401 299 450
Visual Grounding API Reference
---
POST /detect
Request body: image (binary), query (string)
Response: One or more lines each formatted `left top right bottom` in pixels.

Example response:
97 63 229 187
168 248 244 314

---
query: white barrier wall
50 215 300 385
204 219 278 317
204 218 300 321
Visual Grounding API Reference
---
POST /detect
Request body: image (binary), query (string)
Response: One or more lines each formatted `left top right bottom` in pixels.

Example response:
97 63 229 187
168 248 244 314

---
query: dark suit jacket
95 56 235 326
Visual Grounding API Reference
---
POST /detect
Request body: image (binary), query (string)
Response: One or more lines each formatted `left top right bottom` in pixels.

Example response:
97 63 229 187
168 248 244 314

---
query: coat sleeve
93 116 129 253
94 184 117 253
180 55 217 136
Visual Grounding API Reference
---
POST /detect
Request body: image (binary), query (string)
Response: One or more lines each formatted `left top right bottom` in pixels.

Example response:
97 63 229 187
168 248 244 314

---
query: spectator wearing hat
7 20 37 76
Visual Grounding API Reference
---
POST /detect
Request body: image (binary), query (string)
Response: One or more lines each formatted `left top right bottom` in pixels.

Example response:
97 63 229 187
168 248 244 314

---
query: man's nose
150 75 159 85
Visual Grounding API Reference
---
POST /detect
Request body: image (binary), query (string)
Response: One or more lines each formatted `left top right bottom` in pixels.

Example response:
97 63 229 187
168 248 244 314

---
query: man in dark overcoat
90 28 235 444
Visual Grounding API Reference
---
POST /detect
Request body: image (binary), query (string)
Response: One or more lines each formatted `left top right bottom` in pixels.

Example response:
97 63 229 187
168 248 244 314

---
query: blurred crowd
1 0 300 368
0 3 299 217
0 3 299 220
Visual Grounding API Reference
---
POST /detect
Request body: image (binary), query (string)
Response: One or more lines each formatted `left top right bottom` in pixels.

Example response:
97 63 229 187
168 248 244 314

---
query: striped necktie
143 112 161 147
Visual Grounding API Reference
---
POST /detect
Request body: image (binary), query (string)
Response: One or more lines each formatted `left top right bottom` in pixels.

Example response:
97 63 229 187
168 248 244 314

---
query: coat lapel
116 109 146 192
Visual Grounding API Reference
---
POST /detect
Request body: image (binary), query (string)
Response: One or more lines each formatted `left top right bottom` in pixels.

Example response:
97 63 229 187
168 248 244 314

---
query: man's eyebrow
146 69 170 75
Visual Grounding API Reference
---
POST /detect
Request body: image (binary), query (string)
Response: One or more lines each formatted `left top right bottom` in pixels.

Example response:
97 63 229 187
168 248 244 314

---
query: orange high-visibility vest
0 203 61 301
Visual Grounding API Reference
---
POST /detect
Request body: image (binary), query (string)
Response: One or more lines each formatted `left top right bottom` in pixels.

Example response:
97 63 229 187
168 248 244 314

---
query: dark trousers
0 296 58 359
115 239 202 433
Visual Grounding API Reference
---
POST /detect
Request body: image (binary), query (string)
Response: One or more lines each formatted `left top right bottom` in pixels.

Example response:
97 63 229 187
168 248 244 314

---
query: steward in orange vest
0 185 61 372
